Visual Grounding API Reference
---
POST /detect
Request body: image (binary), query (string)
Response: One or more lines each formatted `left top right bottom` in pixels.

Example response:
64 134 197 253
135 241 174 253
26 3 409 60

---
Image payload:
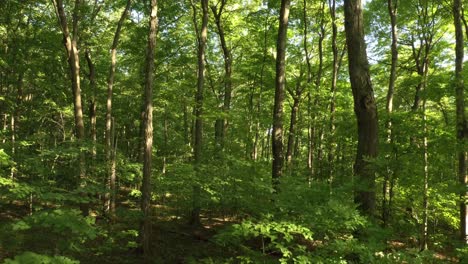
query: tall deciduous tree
343 0 378 216
52 0 88 216
139 0 158 256
190 0 209 226
211 0 232 152
106 0 132 216
453 0 467 244
382 0 398 227
272 0 290 189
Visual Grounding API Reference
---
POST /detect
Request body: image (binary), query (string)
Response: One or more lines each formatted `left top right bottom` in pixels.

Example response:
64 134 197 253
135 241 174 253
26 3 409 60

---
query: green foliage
2 209 98 255
215 218 314 263
3 252 79 264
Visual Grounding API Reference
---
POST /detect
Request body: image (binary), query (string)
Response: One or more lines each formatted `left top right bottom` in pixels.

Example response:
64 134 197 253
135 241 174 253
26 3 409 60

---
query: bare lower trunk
139 0 158 256
303 0 314 182
211 1 232 152
383 0 398 227
453 0 467 244
344 0 379 216
190 0 208 226
106 0 132 215
272 0 291 190
421 107 429 251
286 97 299 166
110 118 117 216
286 79 303 167
328 0 338 181
52 0 87 216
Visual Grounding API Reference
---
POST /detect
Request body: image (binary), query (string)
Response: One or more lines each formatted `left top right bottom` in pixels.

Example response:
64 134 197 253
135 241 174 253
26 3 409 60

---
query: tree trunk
421 103 429 251
139 0 158 256
453 0 468 244
303 0 314 182
110 118 117 215
328 0 338 181
211 0 232 152
52 0 87 216
84 49 97 164
344 0 379 216
408 2 433 249
272 0 291 190
254 10 271 161
286 80 303 167
190 0 208 226
382 0 398 228
106 0 132 216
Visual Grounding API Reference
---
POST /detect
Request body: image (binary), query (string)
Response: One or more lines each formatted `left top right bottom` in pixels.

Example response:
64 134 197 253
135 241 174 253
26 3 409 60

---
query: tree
190 0 209 226
382 0 398 228
272 0 291 189
139 0 158 256
106 0 132 216
211 0 232 152
51 0 88 216
453 0 467 244
343 0 379 216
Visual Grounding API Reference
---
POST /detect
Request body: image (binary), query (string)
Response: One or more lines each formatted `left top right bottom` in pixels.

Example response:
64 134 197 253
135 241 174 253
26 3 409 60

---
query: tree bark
286 78 303 167
190 0 208 226
312 3 327 180
453 0 468 244
328 0 338 181
303 0 314 182
382 0 398 228
211 0 232 152
409 1 433 250
344 0 379 216
272 0 291 190
106 0 132 216
139 0 158 256
84 49 97 162
52 0 87 216
254 10 272 161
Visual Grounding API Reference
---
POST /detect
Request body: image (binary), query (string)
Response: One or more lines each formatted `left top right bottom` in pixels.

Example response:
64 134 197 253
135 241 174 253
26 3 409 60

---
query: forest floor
0 194 243 263
0 193 461 263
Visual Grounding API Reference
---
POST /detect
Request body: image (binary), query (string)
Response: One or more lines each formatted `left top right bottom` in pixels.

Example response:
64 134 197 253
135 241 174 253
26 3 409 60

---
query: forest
0 0 467 263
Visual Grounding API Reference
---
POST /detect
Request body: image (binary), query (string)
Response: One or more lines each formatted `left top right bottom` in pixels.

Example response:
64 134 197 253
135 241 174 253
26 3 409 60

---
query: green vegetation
0 0 466 263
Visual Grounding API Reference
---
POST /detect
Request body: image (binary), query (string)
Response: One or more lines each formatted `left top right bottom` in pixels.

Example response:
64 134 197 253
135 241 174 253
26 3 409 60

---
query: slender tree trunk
272 0 291 190
286 80 303 167
211 0 232 152
84 50 97 163
139 0 158 256
285 98 299 167
421 99 429 251
2 114 7 144
307 94 314 184
183 101 190 147
303 0 314 182
383 0 398 227
254 10 271 161
344 0 379 216
408 2 433 249
106 0 132 216
52 0 87 216
110 117 117 215
453 0 467 244
304 0 325 182
328 0 338 181
190 0 208 226
162 110 168 174
11 72 23 179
